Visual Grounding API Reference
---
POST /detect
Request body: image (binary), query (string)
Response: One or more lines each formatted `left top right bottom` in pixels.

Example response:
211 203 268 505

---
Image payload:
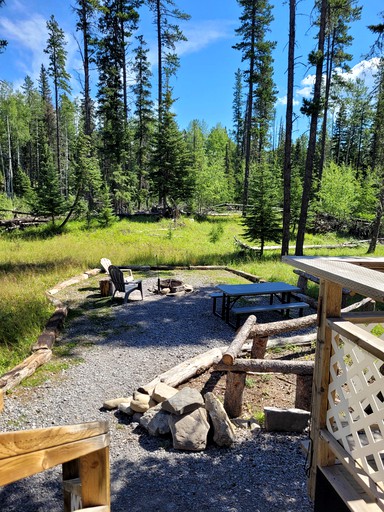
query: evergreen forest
0 0 384 256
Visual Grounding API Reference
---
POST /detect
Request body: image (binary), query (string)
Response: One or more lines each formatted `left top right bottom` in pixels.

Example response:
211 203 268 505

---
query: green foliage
97 182 117 227
208 222 224 244
317 162 358 220
36 143 66 221
242 162 282 256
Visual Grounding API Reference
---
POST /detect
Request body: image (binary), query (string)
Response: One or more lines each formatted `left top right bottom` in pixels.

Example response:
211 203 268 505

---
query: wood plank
73 507 110 512
222 315 256 365
80 446 110 509
0 433 110 486
283 257 384 304
319 465 382 512
0 421 109 459
320 428 384 508
308 279 342 499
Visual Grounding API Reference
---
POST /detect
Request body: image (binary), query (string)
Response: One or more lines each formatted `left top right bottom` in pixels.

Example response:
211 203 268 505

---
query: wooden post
79 446 110 509
251 336 268 359
63 459 80 512
295 374 312 411
224 371 246 418
309 279 342 500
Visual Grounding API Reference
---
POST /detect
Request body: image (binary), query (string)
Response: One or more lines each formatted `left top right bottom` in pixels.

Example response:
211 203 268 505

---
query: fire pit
158 278 185 294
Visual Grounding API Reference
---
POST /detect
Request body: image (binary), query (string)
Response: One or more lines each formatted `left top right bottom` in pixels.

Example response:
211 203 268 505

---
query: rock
152 382 178 403
231 418 261 431
140 403 171 436
204 392 236 447
118 402 134 415
264 407 310 432
103 396 133 410
132 412 143 423
168 407 210 451
161 387 204 415
130 391 157 413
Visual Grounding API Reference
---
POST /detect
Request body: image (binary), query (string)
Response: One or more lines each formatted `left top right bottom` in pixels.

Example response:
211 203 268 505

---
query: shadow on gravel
109 430 313 512
59 283 236 350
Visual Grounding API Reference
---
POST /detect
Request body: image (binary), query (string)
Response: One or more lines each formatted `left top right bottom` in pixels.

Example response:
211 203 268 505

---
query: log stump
100 278 113 297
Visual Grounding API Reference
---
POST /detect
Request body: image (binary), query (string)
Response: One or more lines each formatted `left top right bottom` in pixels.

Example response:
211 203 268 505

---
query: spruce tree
242 162 282 257
44 15 72 192
132 35 155 209
151 82 193 209
36 142 65 222
233 0 276 213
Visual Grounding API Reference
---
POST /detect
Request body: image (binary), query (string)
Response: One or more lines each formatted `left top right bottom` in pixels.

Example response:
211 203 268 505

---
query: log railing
215 315 315 418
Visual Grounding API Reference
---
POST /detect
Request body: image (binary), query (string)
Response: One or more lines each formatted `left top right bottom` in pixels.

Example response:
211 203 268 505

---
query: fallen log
0 349 52 392
138 347 226 395
250 296 374 339
222 316 256 365
31 306 68 350
215 358 314 375
268 332 317 348
234 236 366 252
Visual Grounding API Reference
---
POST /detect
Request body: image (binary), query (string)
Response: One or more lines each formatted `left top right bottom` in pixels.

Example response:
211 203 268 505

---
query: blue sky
0 0 382 137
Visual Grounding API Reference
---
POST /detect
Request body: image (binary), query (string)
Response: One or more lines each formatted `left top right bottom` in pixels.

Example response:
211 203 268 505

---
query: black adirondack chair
108 265 143 304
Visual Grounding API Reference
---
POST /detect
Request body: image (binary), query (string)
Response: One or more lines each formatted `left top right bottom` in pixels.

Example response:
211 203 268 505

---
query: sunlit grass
0 214 381 375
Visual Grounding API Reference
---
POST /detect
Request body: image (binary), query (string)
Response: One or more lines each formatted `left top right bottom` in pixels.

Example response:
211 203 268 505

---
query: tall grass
0 215 381 374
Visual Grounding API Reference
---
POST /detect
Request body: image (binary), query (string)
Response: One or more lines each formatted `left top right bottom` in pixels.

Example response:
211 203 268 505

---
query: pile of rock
104 383 240 451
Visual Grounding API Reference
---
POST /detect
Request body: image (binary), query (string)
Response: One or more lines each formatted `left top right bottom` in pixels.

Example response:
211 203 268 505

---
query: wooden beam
308 279 342 500
222 315 256 365
215 358 314 375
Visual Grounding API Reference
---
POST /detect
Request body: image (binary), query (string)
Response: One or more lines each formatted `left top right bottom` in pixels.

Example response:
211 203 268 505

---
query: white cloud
0 12 81 93
147 19 236 66
294 58 380 101
277 95 300 106
176 20 235 57
335 58 380 89
296 74 316 98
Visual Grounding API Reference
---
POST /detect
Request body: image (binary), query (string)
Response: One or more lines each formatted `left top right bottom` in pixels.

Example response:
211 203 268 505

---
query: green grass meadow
0 215 381 375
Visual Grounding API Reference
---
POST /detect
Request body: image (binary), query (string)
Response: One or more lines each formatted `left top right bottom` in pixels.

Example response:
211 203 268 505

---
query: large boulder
161 387 204 415
168 407 210 451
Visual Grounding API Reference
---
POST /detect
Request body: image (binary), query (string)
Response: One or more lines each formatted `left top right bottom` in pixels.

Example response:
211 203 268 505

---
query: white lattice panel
327 328 384 489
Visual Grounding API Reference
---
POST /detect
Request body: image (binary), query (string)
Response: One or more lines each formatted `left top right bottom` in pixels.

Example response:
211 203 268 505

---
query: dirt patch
178 345 315 425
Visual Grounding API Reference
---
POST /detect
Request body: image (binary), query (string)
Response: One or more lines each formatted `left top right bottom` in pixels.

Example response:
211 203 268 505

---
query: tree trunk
281 0 296 256
242 6 256 215
295 0 328 256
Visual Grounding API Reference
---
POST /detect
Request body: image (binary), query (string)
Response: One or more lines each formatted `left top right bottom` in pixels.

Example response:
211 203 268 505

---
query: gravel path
0 270 313 511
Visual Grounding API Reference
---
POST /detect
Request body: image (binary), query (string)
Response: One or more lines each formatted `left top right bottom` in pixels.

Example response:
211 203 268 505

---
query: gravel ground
0 270 314 511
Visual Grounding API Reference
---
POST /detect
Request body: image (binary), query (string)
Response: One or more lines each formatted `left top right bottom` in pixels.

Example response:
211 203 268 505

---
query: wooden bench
210 292 223 317
231 301 310 328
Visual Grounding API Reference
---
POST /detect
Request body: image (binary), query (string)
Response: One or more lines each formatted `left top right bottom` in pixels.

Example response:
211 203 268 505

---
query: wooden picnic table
215 281 304 326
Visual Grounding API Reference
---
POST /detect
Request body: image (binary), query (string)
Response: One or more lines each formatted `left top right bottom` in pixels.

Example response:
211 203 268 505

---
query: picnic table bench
231 301 310 328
